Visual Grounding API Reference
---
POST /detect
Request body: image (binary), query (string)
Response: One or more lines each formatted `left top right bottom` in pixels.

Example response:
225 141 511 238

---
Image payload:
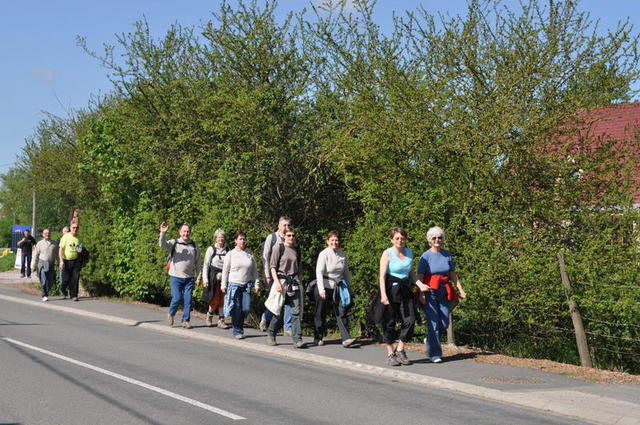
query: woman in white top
202 229 230 328
313 230 356 347
221 231 260 339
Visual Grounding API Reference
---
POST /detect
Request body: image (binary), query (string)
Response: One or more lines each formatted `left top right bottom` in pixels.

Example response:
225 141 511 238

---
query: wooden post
446 313 455 345
557 252 593 368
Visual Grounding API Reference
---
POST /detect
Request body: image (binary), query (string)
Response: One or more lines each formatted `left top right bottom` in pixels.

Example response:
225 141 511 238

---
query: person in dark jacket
17 229 37 278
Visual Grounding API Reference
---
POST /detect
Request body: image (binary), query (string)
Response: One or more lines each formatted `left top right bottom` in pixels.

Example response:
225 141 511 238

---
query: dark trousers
21 252 32 277
313 286 351 341
61 259 81 298
381 297 416 344
38 264 55 297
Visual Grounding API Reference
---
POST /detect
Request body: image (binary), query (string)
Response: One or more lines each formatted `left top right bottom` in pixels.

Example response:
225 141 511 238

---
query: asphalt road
0 298 587 425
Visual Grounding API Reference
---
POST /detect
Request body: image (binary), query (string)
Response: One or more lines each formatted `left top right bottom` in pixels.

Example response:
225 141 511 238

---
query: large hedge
2 0 640 373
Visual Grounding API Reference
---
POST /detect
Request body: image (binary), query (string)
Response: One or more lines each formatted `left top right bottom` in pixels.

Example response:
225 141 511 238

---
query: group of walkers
160 216 467 365
19 216 87 303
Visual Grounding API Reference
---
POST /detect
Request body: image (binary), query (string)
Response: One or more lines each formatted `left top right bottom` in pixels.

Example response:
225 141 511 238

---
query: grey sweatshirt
221 248 259 290
159 232 202 280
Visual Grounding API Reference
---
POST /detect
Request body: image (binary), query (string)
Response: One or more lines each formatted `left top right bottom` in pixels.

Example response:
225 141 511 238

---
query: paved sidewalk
1 270 638 425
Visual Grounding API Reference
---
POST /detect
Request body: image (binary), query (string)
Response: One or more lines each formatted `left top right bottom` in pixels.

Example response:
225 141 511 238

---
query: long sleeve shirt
262 232 284 279
159 232 201 280
221 248 259 290
315 247 352 294
32 239 58 269
202 245 229 284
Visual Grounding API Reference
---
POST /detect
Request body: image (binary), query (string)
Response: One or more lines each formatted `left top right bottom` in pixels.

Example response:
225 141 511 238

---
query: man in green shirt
59 222 82 301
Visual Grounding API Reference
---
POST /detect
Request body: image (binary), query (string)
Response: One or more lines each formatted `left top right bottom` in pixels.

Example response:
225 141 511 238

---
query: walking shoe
294 340 305 349
396 350 412 365
386 353 401 366
259 319 267 332
267 336 277 346
217 318 230 329
283 329 292 337
235 334 245 340
342 338 356 348
313 339 324 346
73 297 79 302
205 312 213 327
432 357 443 363
42 296 48 302
182 321 192 329
167 315 174 326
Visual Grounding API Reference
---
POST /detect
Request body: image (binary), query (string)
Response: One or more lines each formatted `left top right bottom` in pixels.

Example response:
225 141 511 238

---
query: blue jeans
21 252 32 277
169 276 195 322
227 283 250 336
262 304 291 330
38 264 55 297
424 286 450 359
268 289 302 341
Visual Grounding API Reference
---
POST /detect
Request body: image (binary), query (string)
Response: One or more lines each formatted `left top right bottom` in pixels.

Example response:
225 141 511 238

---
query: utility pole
32 189 36 234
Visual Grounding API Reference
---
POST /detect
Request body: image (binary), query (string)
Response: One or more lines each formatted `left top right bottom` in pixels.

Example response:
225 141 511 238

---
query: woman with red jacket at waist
417 226 467 363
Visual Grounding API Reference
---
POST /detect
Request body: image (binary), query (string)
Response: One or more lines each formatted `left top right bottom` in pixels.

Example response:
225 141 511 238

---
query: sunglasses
285 234 296 237
431 236 443 240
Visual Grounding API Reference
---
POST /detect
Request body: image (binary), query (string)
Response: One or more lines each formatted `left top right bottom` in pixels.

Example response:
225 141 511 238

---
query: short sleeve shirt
417 249 454 277
59 234 80 260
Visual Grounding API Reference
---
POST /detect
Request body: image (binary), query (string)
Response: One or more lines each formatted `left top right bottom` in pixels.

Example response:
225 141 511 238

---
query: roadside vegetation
1 0 639 373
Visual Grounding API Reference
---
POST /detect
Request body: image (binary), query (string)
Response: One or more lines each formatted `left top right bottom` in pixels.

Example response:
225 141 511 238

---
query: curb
1 293 639 425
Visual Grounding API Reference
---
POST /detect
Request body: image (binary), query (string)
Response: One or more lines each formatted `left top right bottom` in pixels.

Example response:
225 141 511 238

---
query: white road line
2 337 245 421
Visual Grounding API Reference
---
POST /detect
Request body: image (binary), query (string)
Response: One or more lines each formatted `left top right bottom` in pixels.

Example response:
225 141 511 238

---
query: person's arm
270 246 283 293
262 234 272 280
415 255 430 292
194 244 202 284
17 237 25 248
250 253 260 292
316 250 326 299
58 238 65 269
202 246 213 287
343 252 353 283
379 250 390 305
32 242 40 271
449 271 467 298
220 250 231 292
158 222 172 251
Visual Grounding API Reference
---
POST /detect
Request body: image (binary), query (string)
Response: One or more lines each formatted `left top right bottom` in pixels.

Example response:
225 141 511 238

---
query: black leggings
313 286 351 341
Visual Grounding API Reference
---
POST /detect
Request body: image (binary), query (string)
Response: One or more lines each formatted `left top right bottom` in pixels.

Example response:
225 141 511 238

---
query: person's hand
458 288 467 299
203 281 209 288
253 282 261 293
416 282 429 292
380 295 389 305
159 222 169 233
319 291 326 299
60 262 65 270
418 292 426 304
195 279 201 287
220 286 226 294
275 281 284 293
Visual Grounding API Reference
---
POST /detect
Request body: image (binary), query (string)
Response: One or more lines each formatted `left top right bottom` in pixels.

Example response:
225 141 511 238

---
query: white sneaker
432 357 443 363
42 296 48 302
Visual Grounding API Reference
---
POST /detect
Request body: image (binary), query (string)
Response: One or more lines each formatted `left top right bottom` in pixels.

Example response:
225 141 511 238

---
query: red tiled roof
568 102 640 203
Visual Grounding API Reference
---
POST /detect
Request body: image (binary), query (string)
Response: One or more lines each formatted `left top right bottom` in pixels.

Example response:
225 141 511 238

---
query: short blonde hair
213 228 225 239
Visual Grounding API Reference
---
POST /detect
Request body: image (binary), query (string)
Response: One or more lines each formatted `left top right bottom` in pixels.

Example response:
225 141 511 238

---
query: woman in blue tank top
378 227 423 366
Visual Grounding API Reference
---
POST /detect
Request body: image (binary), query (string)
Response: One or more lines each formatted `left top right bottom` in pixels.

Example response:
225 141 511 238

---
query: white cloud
31 67 56 84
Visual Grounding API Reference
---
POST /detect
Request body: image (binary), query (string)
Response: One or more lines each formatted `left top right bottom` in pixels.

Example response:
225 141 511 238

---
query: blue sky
1 0 638 174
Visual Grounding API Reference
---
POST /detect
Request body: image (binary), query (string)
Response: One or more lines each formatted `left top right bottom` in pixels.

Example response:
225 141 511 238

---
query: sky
1 0 638 175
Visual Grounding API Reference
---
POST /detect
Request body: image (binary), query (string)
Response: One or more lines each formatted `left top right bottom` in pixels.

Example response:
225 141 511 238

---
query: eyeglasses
71 226 79 230
285 234 296 237
431 236 443 241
